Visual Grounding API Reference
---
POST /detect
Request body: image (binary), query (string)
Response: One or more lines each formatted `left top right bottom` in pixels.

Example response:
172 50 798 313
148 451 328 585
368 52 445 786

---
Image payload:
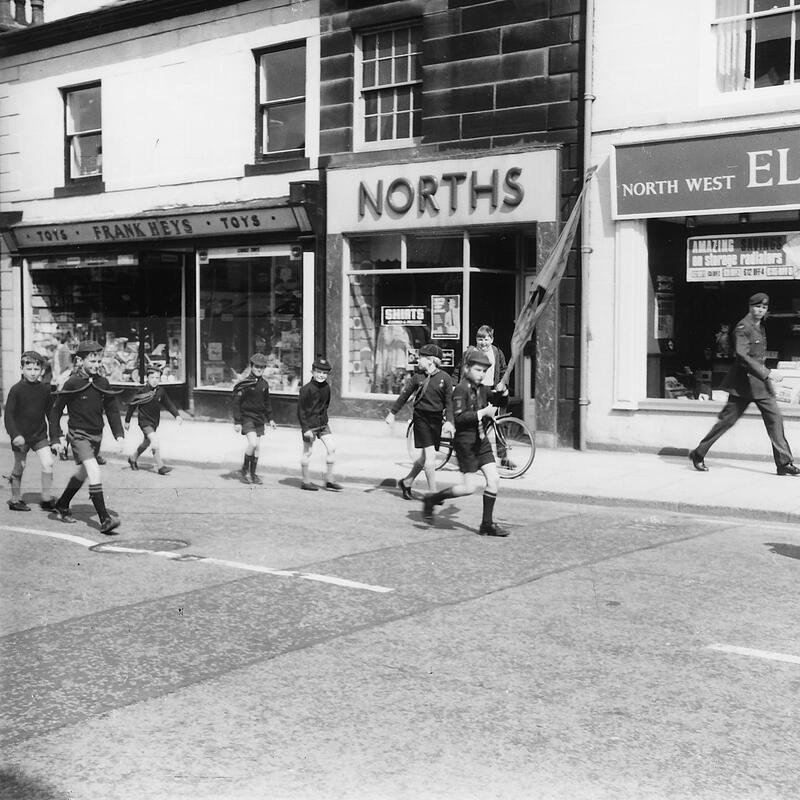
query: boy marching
125 365 182 474
4 351 56 511
422 349 508 537
385 343 454 498
232 353 276 485
48 341 125 534
298 357 341 491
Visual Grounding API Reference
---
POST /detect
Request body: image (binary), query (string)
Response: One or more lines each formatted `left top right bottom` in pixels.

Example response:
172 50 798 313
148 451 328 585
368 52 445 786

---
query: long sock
482 491 497 524
250 456 259 477
41 470 54 501
89 483 108 520
57 476 84 509
432 486 456 504
10 472 22 501
326 457 335 483
301 461 310 482
136 440 149 458
242 454 252 472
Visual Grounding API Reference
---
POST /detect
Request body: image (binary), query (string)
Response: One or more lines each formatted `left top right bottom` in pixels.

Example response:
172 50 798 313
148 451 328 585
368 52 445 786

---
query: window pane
365 116 378 141
364 93 378 116
66 86 101 134
470 234 518 270
200 256 302 392
412 107 422 137
70 134 102 178
261 46 306 102
395 26 409 52
362 33 376 60
395 56 408 83
410 52 422 81
754 0 790 10
350 235 401 270
263 101 305 152
397 88 410 111
753 11 792 85
379 89 394 113
377 31 393 59
396 113 410 139
409 25 422 51
378 58 392 85
362 60 376 88
406 235 463 269
379 115 393 140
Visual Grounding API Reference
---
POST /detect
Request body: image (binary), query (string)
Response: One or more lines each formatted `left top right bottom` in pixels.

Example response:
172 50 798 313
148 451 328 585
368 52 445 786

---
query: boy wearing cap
4 351 56 511
422 349 509 536
689 292 799 476
298 357 341 491
385 343 454 498
232 353 277 485
125 365 182 474
48 341 125 534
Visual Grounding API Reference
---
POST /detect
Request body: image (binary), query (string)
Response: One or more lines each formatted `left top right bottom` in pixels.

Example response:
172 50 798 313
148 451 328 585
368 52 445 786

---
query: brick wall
319 0 584 445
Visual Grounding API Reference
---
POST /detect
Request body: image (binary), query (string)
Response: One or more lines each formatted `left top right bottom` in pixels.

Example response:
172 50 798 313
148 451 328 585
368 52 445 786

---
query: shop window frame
253 40 308 165
714 0 800 92
353 21 423 153
57 81 104 197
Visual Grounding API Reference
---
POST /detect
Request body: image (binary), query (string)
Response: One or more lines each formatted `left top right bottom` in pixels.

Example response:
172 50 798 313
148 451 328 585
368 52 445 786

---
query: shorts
412 411 443 450
140 424 156 437
241 417 265 437
68 432 103 465
11 438 49 455
454 436 494 474
303 424 331 440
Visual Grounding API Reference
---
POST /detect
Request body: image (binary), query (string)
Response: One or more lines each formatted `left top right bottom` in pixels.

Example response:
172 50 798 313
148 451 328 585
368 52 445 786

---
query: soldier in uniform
689 292 799 476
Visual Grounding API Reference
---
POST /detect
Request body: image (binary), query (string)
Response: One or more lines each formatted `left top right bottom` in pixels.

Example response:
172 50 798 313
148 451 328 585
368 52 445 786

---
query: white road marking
1 525 394 594
708 643 800 665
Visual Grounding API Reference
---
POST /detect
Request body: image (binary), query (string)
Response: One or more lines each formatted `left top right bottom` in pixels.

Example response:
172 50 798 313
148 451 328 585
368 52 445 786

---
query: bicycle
406 412 535 479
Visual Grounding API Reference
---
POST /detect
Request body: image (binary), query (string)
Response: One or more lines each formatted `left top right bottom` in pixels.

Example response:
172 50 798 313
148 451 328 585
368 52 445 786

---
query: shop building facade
586 0 800 455
318 0 585 446
0 0 324 421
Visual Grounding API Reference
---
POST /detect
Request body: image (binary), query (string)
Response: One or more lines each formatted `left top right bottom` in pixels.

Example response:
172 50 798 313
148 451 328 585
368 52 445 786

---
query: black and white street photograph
1 1 799 798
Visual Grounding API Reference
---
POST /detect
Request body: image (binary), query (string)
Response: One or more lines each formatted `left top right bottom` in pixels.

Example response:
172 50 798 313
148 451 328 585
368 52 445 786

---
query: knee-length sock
89 483 108 520
57 476 84 509
482 491 497 524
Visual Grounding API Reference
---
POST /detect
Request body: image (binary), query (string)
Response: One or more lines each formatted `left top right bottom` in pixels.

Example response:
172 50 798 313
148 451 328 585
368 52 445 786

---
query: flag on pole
504 166 597 382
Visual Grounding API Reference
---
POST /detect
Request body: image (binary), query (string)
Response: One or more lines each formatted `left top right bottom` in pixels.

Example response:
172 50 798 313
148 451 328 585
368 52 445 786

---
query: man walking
689 292 799 476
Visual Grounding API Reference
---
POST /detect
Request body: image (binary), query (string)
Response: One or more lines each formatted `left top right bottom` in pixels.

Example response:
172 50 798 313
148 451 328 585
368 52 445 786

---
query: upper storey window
256 42 306 157
356 24 422 149
63 83 101 181
715 0 800 91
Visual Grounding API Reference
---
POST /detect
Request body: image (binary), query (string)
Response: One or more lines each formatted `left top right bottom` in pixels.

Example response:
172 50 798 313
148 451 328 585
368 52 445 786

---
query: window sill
633 398 800 418
244 157 310 176
54 180 105 198
194 386 299 397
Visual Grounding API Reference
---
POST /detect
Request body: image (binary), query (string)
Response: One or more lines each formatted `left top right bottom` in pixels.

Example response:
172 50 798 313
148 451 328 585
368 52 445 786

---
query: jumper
125 386 180 430
298 379 330 432
232 375 273 425
48 371 124 443
4 379 52 443
389 369 454 423
452 379 490 445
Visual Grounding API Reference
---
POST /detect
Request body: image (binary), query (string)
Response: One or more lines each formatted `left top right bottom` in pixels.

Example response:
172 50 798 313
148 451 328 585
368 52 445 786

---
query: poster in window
654 275 674 340
431 294 460 340
440 349 455 368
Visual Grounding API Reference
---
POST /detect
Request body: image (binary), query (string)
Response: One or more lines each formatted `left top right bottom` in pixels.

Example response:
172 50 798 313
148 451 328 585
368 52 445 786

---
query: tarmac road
1 458 799 800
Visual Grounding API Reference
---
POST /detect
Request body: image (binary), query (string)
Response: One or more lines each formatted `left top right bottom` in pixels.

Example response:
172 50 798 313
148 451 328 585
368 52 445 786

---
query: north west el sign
612 127 800 219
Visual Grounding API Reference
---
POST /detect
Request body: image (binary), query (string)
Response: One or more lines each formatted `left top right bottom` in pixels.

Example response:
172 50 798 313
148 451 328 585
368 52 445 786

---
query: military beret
465 349 491 367
312 356 332 372
249 353 269 367
419 343 443 359
749 292 769 306
75 340 103 356
20 350 45 365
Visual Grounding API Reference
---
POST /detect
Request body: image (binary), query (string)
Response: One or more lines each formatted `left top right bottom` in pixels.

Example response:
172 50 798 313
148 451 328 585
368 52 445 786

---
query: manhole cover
90 538 189 553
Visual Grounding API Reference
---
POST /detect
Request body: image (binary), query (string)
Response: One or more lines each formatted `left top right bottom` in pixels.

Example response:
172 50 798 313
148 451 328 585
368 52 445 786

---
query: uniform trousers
696 394 793 467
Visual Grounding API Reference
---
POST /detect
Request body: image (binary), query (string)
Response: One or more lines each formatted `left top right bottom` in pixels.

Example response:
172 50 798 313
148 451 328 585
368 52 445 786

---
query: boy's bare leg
301 438 317 489
421 445 437 492
10 451 25 501
34 445 55 506
320 433 341 490
400 449 425 493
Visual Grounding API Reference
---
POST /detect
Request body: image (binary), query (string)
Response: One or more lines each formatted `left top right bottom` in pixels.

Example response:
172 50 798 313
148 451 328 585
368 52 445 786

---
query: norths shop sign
327 150 559 234
613 127 800 219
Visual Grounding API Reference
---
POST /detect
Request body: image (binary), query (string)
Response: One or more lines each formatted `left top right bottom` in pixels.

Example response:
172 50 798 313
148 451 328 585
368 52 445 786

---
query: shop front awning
9 197 314 251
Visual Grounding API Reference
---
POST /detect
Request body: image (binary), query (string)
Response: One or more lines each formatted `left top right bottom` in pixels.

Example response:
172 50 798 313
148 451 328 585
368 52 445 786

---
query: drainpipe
578 0 595 450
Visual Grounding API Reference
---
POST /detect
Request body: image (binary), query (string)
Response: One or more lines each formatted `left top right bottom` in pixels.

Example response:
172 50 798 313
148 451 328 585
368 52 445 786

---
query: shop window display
28 254 185 385
646 220 800 403
199 254 302 393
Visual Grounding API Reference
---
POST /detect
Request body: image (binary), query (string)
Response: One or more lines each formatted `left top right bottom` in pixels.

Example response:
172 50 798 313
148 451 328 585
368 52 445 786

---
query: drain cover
90 538 189 553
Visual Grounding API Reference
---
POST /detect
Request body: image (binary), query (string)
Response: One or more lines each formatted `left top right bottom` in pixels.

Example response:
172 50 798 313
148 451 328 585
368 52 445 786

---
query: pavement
11 414 797 525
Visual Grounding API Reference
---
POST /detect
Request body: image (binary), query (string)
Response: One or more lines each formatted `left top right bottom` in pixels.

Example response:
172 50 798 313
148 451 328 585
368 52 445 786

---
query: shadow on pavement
765 542 800 560
0 767 69 800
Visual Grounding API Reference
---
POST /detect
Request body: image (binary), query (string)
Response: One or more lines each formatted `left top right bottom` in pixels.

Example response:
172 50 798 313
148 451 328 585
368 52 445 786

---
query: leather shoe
398 479 413 500
688 449 708 472
777 463 800 476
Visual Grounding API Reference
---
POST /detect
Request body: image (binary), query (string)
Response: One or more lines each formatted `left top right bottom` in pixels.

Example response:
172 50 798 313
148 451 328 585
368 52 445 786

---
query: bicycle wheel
406 421 454 470
493 416 535 478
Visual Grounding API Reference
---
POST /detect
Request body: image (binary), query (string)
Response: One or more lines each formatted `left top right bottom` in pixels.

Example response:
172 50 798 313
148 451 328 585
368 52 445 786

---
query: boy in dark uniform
124 365 182 474
689 292 799 475
298 356 341 491
48 340 125 534
422 349 508 536
385 343 454 499
4 351 56 511
232 352 276 485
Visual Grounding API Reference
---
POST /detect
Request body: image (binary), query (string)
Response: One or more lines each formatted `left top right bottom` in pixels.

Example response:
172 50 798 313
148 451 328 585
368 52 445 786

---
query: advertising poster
654 274 674 340
380 306 426 326
431 294 461 340
686 232 800 282
440 349 455 368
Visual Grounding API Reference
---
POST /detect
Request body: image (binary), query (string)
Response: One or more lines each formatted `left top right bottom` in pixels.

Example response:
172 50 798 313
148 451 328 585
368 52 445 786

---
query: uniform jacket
389 369 454 423
232 375 273 424
720 313 773 400
48 370 124 442
452 379 491 445
4 378 52 443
